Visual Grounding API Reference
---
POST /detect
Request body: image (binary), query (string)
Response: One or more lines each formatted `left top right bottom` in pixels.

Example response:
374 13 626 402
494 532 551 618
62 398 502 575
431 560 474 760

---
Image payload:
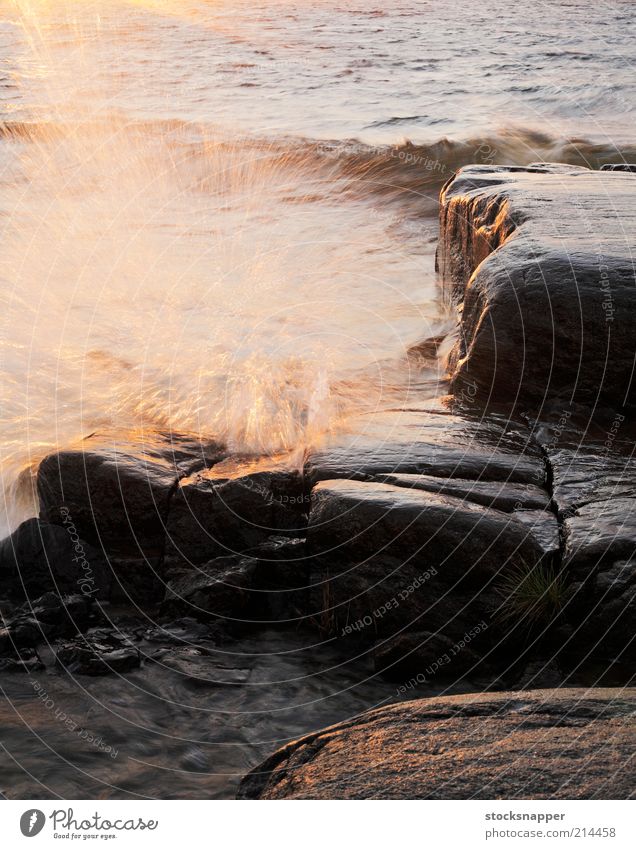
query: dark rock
238 688 636 799
531 410 636 658
164 455 306 565
438 164 636 406
377 473 550 512
249 536 310 621
517 659 565 689
0 648 44 674
55 628 140 676
159 648 250 688
0 518 111 601
305 408 545 485
161 555 258 622
307 479 558 569
0 593 94 657
107 556 166 606
374 630 485 681
37 429 225 558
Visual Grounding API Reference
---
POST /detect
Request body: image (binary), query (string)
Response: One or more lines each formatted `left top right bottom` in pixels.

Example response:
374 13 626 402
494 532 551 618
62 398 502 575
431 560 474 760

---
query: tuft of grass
497 561 568 627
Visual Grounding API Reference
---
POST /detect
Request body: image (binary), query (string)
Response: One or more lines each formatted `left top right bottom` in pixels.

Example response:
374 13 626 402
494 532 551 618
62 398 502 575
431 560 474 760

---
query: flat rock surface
238 688 636 799
308 479 558 567
438 164 636 405
305 408 544 485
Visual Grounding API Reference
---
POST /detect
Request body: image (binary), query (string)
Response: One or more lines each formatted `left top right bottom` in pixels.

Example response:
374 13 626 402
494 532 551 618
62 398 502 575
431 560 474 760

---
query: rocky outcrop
0 518 111 600
531 407 636 658
302 403 561 672
238 688 636 799
438 164 636 406
161 554 258 622
164 455 306 565
37 429 225 558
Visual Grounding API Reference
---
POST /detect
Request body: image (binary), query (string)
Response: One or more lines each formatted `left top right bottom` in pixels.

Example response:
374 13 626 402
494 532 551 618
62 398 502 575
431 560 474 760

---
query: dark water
0 620 480 799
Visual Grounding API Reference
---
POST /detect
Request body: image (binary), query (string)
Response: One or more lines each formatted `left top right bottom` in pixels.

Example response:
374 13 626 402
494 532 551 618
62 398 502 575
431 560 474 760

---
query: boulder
164 455 306 565
0 518 111 600
37 429 225 558
438 164 636 406
307 479 558 569
238 688 636 799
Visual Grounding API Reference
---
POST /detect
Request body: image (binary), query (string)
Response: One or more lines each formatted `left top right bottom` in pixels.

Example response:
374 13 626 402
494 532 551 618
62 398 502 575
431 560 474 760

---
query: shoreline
1 163 634 799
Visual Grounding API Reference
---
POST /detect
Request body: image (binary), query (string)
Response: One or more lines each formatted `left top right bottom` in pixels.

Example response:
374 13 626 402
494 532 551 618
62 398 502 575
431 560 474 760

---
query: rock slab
238 688 636 799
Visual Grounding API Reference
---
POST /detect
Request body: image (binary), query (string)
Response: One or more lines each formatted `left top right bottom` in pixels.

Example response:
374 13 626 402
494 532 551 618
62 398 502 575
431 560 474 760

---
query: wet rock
308 479 558 569
55 628 140 676
37 429 225 558
377 473 550 512
517 659 565 690
0 649 44 674
107 556 166 606
238 688 636 799
438 164 636 405
0 518 111 601
532 410 636 658
249 536 310 621
0 593 94 656
306 409 545 485
373 630 485 681
159 648 250 688
164 455 306 565
161 555 258 622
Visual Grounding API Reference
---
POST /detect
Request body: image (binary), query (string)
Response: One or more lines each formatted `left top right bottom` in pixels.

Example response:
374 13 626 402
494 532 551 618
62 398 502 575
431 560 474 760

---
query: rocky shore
1 164 634 798
238 689 636 799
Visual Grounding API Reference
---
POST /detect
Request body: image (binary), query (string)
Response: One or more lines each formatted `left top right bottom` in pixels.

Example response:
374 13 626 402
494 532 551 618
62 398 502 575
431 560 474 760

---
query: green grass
497 561 568 627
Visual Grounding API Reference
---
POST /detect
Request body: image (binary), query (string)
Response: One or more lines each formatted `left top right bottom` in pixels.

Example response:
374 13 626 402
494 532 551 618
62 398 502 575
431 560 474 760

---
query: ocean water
0 0 634 801
0 0 635 535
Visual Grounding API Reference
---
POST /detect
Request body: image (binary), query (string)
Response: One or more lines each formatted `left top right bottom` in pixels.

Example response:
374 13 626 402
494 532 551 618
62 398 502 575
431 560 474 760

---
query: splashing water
0 1 445 536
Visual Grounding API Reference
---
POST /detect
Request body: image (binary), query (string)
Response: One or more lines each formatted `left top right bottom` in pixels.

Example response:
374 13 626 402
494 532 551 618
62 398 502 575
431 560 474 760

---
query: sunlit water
0 0 635 535
0 0 635 798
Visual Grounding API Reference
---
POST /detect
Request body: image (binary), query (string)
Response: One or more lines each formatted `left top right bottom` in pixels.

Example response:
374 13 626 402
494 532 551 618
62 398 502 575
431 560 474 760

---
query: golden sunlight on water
0 0 444 536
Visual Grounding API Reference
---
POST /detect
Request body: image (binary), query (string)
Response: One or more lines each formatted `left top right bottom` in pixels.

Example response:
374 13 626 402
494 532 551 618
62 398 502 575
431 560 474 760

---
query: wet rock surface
164 455 307 564
238 688 636 799
161 555 258 622
305 408 545 485
438 164 636 406
37 429 225 558
0 518 111 600
531 409 636 659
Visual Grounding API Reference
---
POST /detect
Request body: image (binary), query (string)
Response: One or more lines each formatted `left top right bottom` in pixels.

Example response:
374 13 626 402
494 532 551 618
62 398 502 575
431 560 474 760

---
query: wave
2 119 635 216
